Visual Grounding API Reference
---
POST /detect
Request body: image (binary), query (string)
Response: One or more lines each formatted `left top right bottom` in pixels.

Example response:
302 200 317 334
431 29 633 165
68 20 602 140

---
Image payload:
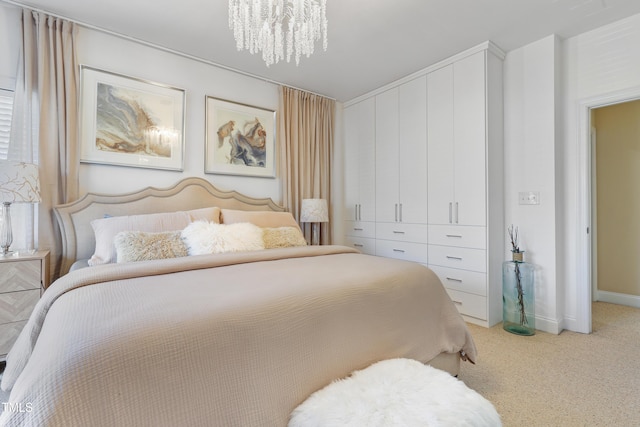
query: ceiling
6 0 640 102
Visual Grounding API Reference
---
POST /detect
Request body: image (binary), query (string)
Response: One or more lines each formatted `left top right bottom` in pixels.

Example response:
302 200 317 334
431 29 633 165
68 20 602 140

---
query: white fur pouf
289 358 501 427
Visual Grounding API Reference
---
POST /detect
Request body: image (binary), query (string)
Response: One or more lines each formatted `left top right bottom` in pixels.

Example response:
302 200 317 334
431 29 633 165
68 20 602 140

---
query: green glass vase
502 253 535 336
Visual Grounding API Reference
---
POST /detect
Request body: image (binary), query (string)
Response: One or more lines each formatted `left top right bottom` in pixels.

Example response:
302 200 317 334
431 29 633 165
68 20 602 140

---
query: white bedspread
0 245 476 427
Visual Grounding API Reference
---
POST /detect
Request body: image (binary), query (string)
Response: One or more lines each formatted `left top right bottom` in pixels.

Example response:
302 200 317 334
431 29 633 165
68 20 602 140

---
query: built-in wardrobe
343 42 504 327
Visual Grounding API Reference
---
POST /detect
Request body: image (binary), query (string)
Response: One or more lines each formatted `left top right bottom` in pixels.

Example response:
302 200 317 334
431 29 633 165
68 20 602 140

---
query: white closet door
427 65 455 225
358 97 377 222
454 51 486 226
375 88 399 223
398 76 428 224
344 98 376 222
344 103 360 221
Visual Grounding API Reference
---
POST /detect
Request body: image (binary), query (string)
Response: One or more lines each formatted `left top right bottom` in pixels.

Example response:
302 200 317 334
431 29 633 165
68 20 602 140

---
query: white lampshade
300 198 329 223
0 161 41 203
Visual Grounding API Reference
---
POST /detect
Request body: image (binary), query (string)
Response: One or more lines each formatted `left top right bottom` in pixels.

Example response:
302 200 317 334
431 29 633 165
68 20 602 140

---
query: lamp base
311 223 320 246
0 202 13 255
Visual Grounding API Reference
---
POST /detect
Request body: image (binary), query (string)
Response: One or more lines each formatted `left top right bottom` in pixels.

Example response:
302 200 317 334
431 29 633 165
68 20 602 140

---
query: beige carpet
459 302 640 426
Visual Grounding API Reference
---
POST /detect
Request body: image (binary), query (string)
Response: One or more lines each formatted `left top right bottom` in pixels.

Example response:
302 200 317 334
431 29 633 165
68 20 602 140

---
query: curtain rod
0 0 335 101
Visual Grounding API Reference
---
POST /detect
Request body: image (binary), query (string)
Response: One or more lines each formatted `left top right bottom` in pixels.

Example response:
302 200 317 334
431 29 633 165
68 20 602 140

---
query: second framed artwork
205 96 276 178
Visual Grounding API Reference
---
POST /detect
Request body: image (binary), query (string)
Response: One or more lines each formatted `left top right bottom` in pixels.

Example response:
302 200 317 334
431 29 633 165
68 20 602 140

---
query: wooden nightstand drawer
0 250 49 357
0 321 27 355
0 289 40 324
0 260 41 292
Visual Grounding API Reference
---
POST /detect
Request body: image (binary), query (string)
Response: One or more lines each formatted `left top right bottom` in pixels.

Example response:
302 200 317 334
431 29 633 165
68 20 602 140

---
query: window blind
0 89 14 160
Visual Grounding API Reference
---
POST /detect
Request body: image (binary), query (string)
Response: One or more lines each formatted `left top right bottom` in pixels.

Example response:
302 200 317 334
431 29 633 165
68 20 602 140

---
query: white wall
0 4 20 90
503 35 561 333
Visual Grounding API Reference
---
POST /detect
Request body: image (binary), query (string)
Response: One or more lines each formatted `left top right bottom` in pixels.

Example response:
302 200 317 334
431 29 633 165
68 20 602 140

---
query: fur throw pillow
263 226 308 249
181 221 265 255
114 230 188 263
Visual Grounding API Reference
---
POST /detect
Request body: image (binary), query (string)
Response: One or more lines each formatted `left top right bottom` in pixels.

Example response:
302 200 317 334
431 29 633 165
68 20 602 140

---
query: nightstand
0 250 49 358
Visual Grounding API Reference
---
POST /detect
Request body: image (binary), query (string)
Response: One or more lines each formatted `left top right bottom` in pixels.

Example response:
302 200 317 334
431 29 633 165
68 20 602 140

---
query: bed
0 177 476 427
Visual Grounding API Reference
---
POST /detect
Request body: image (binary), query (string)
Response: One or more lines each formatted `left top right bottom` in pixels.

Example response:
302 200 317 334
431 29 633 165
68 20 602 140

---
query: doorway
578 89 640 333
591 100 640 308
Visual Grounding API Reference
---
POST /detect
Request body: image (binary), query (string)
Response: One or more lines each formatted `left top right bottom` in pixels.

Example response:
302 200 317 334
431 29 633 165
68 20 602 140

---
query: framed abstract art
205 96 276 178
79 66 185 171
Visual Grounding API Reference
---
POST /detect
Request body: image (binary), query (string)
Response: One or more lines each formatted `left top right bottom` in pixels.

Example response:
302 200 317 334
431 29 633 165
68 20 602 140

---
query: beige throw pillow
221 209 301 231
263 227 308 249
114 231 188 263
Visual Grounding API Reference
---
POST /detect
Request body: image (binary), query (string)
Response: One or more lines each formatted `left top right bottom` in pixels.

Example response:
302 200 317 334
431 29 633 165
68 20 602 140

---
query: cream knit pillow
263 227 308 249
114 231 188 263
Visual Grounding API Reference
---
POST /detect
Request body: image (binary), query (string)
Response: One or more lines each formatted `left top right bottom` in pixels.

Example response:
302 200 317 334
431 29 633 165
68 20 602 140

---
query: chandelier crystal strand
228 0 328 67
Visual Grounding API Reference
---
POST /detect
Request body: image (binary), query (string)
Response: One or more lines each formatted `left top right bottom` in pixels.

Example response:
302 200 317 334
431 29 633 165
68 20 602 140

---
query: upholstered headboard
54 177 285 276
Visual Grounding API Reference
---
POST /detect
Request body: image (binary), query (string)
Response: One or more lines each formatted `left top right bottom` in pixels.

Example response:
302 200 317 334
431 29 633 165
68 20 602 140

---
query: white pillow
181 221 265 255
89 207 221 266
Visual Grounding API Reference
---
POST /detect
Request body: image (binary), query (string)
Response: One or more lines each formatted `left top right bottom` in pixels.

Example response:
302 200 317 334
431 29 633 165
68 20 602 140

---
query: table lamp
300 198 329 246
0 161 41 255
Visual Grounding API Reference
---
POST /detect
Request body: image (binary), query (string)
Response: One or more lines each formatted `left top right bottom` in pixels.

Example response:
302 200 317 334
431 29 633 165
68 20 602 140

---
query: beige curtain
278 86 335 244
10 10 79 279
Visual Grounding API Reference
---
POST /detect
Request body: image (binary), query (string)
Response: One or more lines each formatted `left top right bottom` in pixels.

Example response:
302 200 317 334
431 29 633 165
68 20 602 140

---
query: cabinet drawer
428 225 486 249
376 240 428 263
344 236 376 255
445 289 487 320
428 245 486 272
429 265 486 296
0 320 27 355
0 289 40 324
0 260 41 292
376 223 428 243
344 221 376 239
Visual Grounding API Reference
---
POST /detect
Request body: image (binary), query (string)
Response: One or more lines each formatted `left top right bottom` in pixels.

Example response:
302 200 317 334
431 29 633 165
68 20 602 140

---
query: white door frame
577 86 640 333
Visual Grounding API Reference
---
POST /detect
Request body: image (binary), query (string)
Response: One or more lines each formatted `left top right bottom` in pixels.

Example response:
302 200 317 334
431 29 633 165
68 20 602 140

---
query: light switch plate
519 191 540 205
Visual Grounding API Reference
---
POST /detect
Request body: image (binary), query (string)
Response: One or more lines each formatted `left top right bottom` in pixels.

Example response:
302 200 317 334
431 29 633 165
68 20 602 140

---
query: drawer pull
446 256 463 261
393 249 405 253
392 231 405 234
446 234 463 238
353 244 364 248
446 277 463 283
353 228 364 231
452 300 463 306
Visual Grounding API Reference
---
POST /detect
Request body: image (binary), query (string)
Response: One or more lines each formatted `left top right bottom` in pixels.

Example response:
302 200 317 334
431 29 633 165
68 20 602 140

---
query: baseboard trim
596 290 640 308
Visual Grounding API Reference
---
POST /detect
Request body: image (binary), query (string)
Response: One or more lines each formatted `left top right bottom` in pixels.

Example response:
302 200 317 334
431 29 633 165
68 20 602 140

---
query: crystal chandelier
228 0 328 67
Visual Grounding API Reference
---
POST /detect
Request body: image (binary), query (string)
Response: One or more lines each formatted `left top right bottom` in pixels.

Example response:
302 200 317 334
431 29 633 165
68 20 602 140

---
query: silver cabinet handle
452 300 463 306
399 203 403 222
455 202 459 224
446 277 463 282
393 230 405 234
449 202 452 223
359 204 362 221
353 227 363 231
446 256 463 261
395 204 398 222
393 249 405 253
446 234 462 238
353 243 364 248
355 204 358 221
